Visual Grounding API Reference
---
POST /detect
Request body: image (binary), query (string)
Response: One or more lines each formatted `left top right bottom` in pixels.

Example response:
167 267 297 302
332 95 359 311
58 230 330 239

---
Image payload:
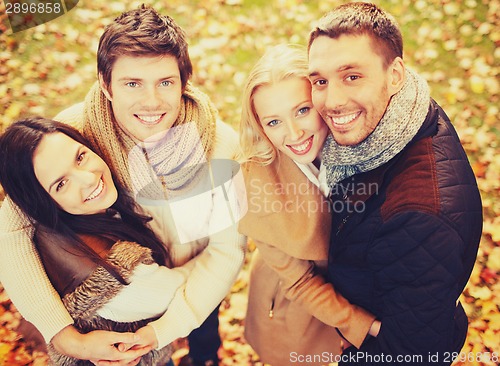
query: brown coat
239 154 375 366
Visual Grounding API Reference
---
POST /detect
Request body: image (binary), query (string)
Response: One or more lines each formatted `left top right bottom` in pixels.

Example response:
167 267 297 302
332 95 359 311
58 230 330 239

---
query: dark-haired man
308 2 482 365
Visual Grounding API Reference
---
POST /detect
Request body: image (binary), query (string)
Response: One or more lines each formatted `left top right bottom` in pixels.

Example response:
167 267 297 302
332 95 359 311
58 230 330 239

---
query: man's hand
51 325 152 365
368 320 381 337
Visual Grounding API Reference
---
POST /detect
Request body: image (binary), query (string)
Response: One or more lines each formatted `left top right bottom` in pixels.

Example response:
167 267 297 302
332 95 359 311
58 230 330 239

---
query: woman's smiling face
254 76 328 164
33 132 118 215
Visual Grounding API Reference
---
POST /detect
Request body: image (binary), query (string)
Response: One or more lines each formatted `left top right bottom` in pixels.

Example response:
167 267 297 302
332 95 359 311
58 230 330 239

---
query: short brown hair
309 2 403 68
97 4 192 90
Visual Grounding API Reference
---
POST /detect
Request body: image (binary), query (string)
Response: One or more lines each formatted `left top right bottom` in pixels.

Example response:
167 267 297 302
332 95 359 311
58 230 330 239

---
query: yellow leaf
443 3 460 15
4 102 23 121
0 85 7 98
487 247 500 271
468 286 492 300
486 312 500 331
469 75 485 94
0 342 14 361
481 329 500 351
480 299 498 315
445 91 457 104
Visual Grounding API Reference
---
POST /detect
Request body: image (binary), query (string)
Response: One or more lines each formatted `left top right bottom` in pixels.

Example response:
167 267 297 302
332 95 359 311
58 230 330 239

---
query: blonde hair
239 44 309 165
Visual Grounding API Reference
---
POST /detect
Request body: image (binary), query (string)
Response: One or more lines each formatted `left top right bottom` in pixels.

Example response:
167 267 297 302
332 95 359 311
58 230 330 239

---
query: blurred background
0 0 498 365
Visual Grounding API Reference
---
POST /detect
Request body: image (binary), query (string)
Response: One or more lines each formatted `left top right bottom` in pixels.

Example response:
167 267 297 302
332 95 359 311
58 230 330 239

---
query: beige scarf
82 82 217 198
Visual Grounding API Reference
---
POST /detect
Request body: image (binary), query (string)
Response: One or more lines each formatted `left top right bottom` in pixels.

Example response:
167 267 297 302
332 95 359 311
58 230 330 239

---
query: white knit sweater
0 102 246 348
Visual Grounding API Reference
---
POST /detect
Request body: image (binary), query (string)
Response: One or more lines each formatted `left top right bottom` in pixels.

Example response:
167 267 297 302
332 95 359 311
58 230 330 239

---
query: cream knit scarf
322 68 430 187
82 82 217 199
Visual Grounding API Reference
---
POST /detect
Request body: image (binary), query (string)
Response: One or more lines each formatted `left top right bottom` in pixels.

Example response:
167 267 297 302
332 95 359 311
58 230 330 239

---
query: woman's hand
51 325 152 365
117 325 159 353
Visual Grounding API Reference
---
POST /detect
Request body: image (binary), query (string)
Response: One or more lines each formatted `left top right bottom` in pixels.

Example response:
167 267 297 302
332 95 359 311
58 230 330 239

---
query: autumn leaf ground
0 0 498 365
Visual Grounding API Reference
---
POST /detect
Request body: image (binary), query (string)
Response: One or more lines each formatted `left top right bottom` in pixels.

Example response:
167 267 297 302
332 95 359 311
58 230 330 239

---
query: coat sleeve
0 197 73 342
255 239 376 348
148 224 245 348
342 212 466 365
147 121 246 348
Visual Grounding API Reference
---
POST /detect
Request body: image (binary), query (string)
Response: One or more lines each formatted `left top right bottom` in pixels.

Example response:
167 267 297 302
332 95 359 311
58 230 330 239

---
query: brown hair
98 4 192 91
309 2 403 68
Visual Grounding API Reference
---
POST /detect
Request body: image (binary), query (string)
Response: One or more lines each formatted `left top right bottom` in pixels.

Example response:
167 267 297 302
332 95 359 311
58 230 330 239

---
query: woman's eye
126 82 139 87
298 107 310 116
56 180 67 192
267 119 280 127
160 80 172 87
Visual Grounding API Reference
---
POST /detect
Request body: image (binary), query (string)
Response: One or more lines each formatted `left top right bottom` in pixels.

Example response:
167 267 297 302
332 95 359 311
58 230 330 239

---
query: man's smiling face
101 54 183 142
308 34 403 146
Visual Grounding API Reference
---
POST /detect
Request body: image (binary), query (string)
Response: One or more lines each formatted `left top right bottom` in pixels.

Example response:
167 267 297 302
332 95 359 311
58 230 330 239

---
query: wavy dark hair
0 117 171 283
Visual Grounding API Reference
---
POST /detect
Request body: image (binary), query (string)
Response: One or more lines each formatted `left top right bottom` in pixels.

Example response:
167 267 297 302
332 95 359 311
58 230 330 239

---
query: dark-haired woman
0 117 191 366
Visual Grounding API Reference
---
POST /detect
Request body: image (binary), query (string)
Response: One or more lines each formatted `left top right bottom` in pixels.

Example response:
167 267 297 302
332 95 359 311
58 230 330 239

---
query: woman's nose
75 169 96 187
287 121 304 141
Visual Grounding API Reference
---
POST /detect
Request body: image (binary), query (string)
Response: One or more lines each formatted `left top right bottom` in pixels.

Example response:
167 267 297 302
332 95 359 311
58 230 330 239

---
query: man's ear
98 74 113 101
387 57 405 96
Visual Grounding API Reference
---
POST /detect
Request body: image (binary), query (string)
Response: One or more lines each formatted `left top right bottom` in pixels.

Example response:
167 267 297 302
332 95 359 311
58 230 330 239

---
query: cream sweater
0 102 246 348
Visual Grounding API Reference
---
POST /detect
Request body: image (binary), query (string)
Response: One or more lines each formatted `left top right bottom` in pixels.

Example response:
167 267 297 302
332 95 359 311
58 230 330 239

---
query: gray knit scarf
128 122 208 200
322 68 430 187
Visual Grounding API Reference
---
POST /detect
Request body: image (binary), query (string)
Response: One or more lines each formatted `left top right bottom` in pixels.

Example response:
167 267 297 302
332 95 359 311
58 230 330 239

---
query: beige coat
239 154 375 366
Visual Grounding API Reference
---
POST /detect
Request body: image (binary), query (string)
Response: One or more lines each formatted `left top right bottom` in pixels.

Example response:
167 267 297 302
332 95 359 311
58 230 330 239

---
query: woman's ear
98 74 113 101
387 57 405 96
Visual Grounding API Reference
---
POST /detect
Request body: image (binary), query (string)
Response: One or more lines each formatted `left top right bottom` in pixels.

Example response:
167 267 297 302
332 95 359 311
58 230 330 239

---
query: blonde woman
238 45 380 365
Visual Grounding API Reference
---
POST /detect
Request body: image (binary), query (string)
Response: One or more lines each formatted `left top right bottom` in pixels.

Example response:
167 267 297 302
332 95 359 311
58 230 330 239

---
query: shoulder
381 108 479 223
212 119 239 159
53 102 85 131
381 136 440 221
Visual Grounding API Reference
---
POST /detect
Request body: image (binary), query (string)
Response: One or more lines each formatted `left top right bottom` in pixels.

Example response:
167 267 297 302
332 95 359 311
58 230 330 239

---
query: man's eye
346 75 360 82
314 79 327 86
77 152 86 164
